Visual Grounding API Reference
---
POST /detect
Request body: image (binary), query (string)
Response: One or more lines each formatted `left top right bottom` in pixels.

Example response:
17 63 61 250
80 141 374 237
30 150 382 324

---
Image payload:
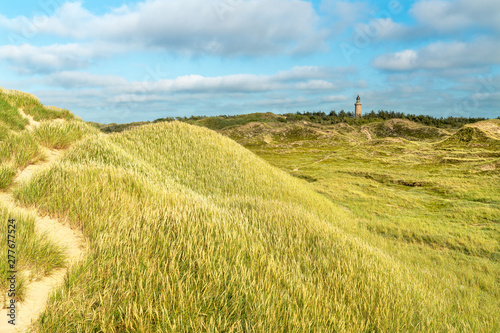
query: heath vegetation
1 89 499 332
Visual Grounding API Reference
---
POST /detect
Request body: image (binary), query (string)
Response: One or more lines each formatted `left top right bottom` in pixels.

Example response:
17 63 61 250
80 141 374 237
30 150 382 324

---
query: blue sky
0 0 499 123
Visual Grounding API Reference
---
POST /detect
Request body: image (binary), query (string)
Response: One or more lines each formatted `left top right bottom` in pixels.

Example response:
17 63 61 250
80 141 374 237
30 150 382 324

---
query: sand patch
0 148 85 332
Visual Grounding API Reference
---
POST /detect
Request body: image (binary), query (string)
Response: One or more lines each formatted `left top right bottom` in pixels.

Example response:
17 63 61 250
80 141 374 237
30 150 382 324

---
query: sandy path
292 152 337 172
18 109 40 132
361 127 372 141
0 148 85 332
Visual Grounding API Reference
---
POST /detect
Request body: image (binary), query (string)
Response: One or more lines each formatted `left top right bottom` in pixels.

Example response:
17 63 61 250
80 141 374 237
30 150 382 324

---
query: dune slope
14 121 465 332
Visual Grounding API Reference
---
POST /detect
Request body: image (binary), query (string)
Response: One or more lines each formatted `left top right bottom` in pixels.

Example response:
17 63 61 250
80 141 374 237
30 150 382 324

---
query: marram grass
15 121 482 332
2 90 498 332
228 119 500 332
0 202 66 303
33 120 100 149
0 90 89 306
0 88 74 122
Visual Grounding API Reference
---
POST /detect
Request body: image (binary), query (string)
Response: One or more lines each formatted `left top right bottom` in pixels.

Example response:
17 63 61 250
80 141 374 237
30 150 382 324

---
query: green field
1 90 499 332
216 116 500 331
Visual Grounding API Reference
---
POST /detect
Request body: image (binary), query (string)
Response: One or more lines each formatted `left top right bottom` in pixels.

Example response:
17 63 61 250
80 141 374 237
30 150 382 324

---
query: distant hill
364 119 450 142
179 114 497 149
438 119 500 150
93 112 499 148
2 89 499 332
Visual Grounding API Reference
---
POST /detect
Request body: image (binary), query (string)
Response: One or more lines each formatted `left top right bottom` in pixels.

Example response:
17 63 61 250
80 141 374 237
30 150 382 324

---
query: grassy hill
0 89 79 305
439 119 500 150
1 92 499 331
16 121 445 332
199 114 500 331
364 119 450 141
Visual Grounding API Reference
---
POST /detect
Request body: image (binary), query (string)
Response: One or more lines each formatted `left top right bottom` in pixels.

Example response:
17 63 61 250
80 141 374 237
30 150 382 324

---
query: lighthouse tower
355 95 362 118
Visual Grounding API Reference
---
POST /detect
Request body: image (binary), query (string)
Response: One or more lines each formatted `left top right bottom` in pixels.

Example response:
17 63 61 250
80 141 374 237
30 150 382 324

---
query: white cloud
321 95 348 102
46 72 128 88
410 0 500 34
320 0 374 34
295 80 337 90
337 0 500 44
373 38 500 71
274 66 354 81
373 49 418 71
29 67 499 122
32 66 353 119
356 18 413 40
0 0 325 56
42 66 348 95
0 43 125 74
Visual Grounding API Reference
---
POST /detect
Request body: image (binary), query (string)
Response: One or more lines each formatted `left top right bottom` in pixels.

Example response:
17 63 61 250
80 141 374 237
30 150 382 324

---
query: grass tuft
0 164 16 189
34 120 100 149
0 203 66 303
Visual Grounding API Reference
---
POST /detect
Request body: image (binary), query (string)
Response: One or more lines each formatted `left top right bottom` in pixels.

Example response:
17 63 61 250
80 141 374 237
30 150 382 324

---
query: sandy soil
17 109 40 131
0 147 85 332
361 127 372 141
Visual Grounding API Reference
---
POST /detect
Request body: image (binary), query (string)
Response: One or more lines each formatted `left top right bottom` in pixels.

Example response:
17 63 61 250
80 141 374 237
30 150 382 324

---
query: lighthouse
355 95 362 118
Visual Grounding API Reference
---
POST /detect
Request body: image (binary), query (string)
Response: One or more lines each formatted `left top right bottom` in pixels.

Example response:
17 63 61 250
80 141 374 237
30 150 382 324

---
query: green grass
0 131 41 169
2 88 499 331
365 119 449 141
0 88 89 306
440 126 500 150
0 164 16 189
34 120 100 149
0 202 66 303
0 122 41 189
10 120 496 332
226 122 500 331
1 89 74 122
184 112 284 130
0 95 27 131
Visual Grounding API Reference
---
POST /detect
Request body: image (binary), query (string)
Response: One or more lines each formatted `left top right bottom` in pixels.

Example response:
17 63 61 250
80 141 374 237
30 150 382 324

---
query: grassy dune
218 117 500 332
0 202 66 303
0 89 76 189
0 89 76 303
2 91 499 331
12 120 474 332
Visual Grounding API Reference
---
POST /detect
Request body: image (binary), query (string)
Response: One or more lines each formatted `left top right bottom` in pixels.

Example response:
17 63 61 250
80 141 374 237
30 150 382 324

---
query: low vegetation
216 116 500 332
1 89 74 122
365 119 449 141
0 89 88 304
1 89 499 331
0 203 66 303
0 89 79 188
7 121 436 331
34 120 100 149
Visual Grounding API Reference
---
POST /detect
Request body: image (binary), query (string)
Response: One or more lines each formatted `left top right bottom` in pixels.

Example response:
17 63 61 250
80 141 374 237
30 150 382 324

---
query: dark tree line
96 110 495 133
280 110 489 128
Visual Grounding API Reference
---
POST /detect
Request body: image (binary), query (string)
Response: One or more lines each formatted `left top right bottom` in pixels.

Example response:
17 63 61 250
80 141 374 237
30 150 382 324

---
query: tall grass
0 95 27 131
1 89 42 189
0 131 40 169
15 121 473 332
1 89 74 121
0 88 87 305
34 120 100 149
3 91 498 332
0 202 66 303
0 164 16 189
0 127 40 190
235 121 500 331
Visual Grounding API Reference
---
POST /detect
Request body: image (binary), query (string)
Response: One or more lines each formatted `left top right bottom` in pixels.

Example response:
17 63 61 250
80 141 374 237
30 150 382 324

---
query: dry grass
226 120 500 332
0 89 86 307
12 121 489 332
3 88 499 331
0 202 66 303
